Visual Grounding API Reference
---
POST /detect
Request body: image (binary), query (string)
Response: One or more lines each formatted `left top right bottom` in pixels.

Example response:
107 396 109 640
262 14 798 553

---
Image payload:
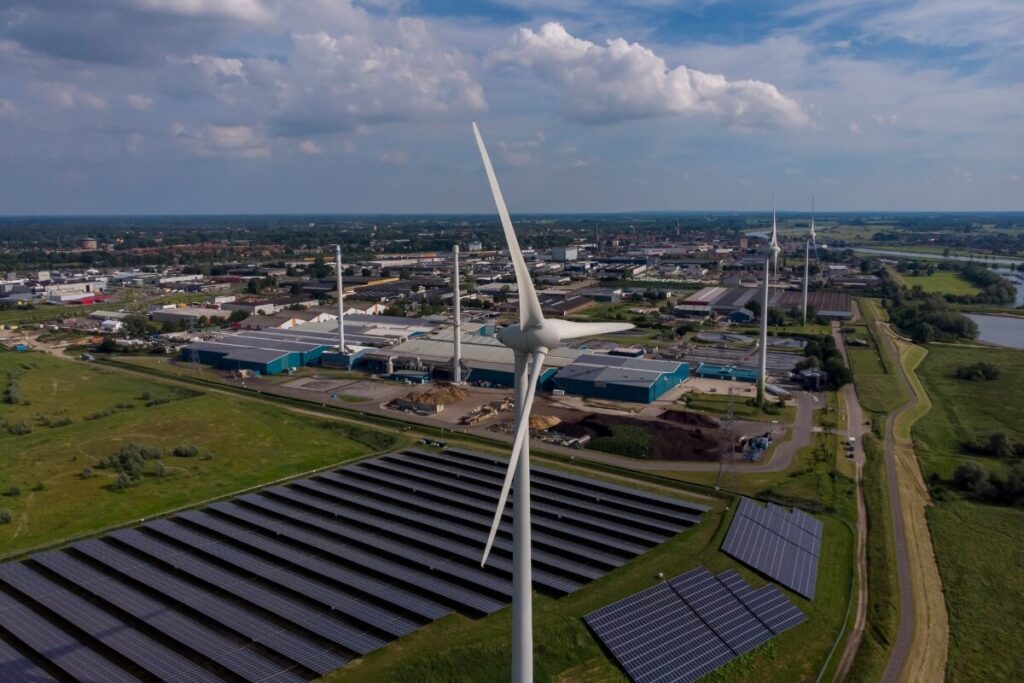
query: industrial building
181 330 331 374
673 286 852 320
362 330 578 387
553 354 689 403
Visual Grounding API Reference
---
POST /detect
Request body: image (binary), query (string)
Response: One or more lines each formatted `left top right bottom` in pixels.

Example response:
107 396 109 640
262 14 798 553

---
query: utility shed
554 354 689 403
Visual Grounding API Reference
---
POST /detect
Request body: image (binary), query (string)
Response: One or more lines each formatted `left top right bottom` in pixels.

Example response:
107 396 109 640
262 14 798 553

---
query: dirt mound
559 413 724 461
529 414 562 431
659 410 721 429
403 384 470 406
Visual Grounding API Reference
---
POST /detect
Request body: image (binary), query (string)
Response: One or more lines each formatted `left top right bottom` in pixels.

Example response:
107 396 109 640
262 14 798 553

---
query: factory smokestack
453 244 462 384
335 245 345 355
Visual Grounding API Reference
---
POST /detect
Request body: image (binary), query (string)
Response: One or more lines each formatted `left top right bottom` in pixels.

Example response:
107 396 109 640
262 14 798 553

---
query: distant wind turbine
802 199 818 326
758 197 781 404
471 122 633 683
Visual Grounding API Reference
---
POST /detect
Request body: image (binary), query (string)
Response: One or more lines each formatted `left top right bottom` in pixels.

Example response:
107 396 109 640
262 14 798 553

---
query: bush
112 471 135 491
31 482 44 492
140 390 153 401
172 445 199 458
6 420 32 435
3 486 21 497
154 461 167 477
954 362 1001 381
145 397 171 407
0 509 11 524
81 467 94 479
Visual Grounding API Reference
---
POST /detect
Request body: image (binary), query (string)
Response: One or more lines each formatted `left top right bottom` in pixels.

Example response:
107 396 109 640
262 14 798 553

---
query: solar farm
0 448 709 682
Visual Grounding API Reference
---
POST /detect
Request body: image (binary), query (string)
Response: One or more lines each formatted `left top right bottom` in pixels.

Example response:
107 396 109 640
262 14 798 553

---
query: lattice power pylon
716 386 739 491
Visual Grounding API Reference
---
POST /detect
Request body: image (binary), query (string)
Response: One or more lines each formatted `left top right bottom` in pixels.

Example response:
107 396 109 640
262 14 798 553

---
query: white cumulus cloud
492 22 809 129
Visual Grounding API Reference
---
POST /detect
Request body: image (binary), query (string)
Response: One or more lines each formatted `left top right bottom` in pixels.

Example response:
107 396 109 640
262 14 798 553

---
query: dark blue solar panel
0 635 56 683
721 498 821 599
0 561 219 683
584 568 804 683
0 584 138 683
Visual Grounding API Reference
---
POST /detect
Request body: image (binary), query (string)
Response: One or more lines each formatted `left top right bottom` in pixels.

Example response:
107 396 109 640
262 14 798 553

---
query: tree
124 314 149 338
953 462 990 496
98 335 118 353
988 432 1014 460
246 278 264 295
912 322 934 344
228 309 249 322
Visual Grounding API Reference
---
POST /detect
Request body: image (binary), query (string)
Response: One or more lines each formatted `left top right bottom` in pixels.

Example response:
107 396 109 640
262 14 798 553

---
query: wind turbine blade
481 349 547 567
472 122 545 329
546 319 634 340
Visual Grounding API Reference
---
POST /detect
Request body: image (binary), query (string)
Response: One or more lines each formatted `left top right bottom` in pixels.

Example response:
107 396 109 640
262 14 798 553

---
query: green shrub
0 509 11 524
172 445 199 458
3 486 21 497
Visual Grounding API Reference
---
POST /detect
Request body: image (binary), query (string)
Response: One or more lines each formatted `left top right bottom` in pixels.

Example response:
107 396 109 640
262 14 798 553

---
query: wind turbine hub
497 322 560 354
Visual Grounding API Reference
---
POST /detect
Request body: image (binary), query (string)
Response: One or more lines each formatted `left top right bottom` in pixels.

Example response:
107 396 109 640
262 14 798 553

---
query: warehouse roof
555 354 687 389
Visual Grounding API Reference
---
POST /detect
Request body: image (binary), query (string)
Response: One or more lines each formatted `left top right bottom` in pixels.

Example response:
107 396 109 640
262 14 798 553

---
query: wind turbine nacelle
497 322 559 354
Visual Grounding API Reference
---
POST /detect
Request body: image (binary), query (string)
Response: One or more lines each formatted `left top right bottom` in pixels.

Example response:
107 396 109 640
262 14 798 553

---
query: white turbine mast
452 243 462 384
471 122 633 683
758 197 781 404
335 244 346 355
802 199 816 326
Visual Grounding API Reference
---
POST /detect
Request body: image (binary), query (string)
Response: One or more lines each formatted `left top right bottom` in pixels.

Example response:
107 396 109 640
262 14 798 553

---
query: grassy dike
845 299 902 682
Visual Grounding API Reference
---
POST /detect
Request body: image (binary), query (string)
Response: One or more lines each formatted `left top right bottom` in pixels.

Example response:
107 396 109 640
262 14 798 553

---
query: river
850 247 1024 267
966 314 1024 350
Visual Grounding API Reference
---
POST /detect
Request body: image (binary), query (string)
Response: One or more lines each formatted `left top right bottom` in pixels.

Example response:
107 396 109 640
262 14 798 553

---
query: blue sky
0 0 1020 214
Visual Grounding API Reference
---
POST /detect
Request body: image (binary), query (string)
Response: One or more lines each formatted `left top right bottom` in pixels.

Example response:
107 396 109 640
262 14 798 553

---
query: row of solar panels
721 497 823 600
584 567 806 683
0 448 705 682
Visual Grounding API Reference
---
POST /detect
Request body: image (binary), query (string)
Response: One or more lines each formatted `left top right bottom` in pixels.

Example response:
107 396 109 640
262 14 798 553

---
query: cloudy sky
0 0 1021 214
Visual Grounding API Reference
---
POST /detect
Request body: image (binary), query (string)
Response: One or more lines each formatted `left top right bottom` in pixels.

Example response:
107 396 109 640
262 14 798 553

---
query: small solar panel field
584 567 806 683
721 498 824 600
0 448 707 682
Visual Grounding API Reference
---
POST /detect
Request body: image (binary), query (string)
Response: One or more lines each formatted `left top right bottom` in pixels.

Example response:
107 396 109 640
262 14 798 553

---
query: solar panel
0 447 706 682
313 470 627 570
0 635 57 683
0 584 139 683
585 568 805 683
31 550 305 683
0 561 220 682
720 498 823 600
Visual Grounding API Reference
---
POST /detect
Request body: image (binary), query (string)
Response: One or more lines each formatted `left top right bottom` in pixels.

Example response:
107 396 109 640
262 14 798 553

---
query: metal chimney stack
453 244 462 384
335 245 345 354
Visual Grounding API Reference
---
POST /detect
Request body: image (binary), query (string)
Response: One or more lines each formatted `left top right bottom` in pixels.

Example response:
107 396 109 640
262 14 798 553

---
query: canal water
966 314 1024 350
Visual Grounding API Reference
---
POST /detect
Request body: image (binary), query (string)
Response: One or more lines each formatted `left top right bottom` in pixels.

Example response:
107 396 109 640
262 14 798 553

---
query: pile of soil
559 413 724 461
659 410 721 429
404 384 470 406
529 414 562 431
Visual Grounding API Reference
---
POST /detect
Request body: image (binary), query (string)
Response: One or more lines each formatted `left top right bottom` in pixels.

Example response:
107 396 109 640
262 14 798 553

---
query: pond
966 314 1024 350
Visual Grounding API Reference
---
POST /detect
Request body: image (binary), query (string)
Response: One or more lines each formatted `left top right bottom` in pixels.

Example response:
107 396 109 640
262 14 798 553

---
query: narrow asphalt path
877 323 918 683
833 322 869 682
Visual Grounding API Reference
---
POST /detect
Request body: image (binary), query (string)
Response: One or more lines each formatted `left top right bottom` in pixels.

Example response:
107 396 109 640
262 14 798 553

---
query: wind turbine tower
335 245 346 355
452 244 462 384
802 200 817 326
757 200 781 404
472 122 633 683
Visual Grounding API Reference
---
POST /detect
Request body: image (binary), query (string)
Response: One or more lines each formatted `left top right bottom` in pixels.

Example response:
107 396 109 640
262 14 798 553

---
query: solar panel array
0 448 706 682
721 498 823 600
584 567 806 683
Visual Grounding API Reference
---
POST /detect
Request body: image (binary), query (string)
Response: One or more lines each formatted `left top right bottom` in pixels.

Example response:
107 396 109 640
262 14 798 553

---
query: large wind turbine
757 198 781 404
802 199 818 326
472 122 633 683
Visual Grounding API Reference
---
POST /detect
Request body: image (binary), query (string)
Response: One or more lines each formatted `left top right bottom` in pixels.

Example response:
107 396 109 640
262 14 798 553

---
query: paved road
875 322 917 683
833 322 869 682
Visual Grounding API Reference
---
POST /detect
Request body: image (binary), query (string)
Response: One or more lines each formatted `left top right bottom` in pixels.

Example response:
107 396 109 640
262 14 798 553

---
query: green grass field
909 343 1024 681
927 501 1024 682
0 351 399 557
847 300 909 415
912 344 1024 480
891 270 982 296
